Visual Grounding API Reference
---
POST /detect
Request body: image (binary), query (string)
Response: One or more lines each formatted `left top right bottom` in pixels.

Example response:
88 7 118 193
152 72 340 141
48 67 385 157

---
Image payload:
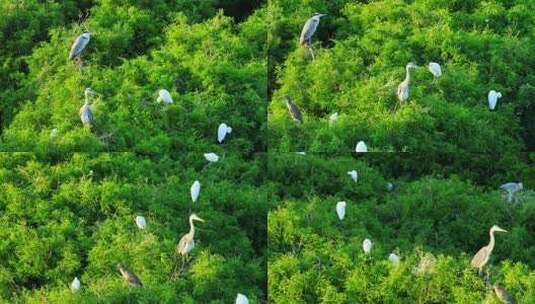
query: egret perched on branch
69 32 90 60
362 239 372 254
117 264 142 287
284 95 302 123
50 128 59 138
493 284 515 304
355 141 368 153
336 201 346 220
471 225 507 275
428 62 442 79
217 123 232 143
176 214 205 256
300 13 326 59
329 112 338 126
347 170 358 182
190 180 200 203
236 293 249 304
488 90 502 110
499 182 523 203
389 253 400 265
157 89 173 104
70 277 80 292
135 216 146 229
397 62 418 102
204 153 219 163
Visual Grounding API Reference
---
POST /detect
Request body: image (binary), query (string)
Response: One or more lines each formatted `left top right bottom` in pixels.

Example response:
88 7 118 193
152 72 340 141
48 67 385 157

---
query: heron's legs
307 43 316 60
171 254 191 280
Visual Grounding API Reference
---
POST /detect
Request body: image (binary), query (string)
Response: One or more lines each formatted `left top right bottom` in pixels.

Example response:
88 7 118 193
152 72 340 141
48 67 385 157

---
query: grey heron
176 214 205 256
397 62 418 102
499 182 523 203
488 90 502 110
190 180 200 203
428 62 442 78
336 201 346 220
471 225 507 274
284 95 302 123
493 284 515 304
135 216 147 229
236 293 249 304
300 13 326 59
69 32 90 60
80 88 97 126
117 264 142 287
70 277 80 292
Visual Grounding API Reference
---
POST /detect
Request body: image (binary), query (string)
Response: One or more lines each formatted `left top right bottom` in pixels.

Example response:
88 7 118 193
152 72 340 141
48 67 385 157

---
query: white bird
397 62 418 102
236 293 249 304
428 62 442 78
389 253 400 265
156 89 173 104
347 170 358 182
217 123 232 143
191 180 200 203
362 239 372 254
70 277 80 292
499 182 523 203
329 112 338 126
336 201 346 220
386 182 394 192
355 141 368 153
135 216 147 229
176 214 205 256
69 32 90 60
488 90 502 110
471 225 507 274
204 153 219 163
300 13 326 46
50 128 59 138
296 152 306 155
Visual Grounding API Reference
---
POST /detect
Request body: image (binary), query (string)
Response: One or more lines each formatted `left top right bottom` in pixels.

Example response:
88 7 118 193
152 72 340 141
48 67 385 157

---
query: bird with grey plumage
493 284 515 304
397 62 418 103
174 214 205 277
499 182 523 203
284 95 302 123
117 264 142 287
69 32 90 65
300 13 326 59
80 88 98 126
471 225 507 276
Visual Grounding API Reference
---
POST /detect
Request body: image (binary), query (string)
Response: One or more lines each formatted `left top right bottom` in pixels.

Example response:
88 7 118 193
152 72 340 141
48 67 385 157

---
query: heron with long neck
471 225 507 275
176 214 205 256
397 62 418 102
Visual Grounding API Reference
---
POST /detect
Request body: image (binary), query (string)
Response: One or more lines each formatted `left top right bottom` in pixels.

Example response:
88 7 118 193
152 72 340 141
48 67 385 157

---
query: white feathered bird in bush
336 201 346 220
488 90 502 110
355 141 368 153
157 89 173 104
428 62 442 78
347 170 358 182
389 253 400 265
236 293 249 304
204 153 219 163
329 112 338 125
363 239 372 254
70 277 80 292
217 123 232 143
135 216 147 229
191 180 200 202
397 62 418 102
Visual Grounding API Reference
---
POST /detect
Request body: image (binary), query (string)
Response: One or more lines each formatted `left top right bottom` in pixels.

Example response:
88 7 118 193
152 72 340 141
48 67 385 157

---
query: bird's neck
488 229 496 251
404 67 412 83
189 218 195 236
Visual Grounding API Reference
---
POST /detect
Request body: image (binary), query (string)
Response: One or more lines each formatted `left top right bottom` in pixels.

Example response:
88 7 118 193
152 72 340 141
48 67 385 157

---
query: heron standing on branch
117 264 142 287
284 95 302 123
300 13 326 60
499 182 523 203
471 225 507 275
69 32 90 67
397 62 418 103
174 214 205 276
80 88 97 126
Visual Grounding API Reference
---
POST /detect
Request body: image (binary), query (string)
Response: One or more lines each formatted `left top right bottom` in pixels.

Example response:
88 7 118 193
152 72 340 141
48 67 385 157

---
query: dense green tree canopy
268 153 535 303
268 0 535 152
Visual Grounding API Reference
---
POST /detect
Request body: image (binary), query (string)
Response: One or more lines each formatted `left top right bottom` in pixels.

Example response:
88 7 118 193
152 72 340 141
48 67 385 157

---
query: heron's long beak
319 14 327 17
196 217 205 222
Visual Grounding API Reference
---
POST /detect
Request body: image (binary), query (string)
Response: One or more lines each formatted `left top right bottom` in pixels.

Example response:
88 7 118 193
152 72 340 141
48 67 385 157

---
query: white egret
190 180 200 203
355 141 368 153
488 90 502 110
204 153 219 163
50 128 59 138
329 112 338 126
217 123 232 143
135 216 147 230
362 239 372 254
388 253 400 265
69 32 90 60
117 264 142 287
347 170 358 182
471 225 507 274
428 62 442 78
157 89 173 104
336 201 346 220
386 182 394 192
236 293 249 304
284 95 302 123
500 182 523 203
176 214 205 256
397 62 418 102
70 277 80 292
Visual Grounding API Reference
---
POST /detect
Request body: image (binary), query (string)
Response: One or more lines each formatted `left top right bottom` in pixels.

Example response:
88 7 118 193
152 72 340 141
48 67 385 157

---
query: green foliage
268 0 535 151
268 153 535 303
0 153 267 303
